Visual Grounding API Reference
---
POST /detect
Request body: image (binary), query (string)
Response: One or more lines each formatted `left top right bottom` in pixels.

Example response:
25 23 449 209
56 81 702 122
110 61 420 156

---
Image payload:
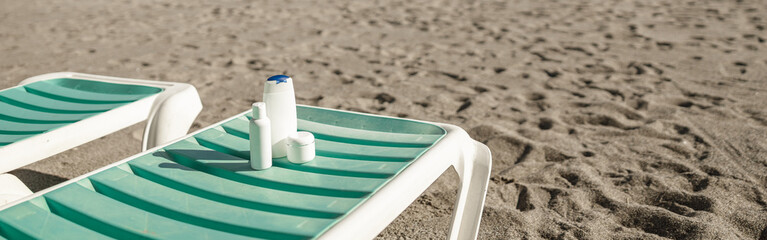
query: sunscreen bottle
249 102 272 170
263 75 297 158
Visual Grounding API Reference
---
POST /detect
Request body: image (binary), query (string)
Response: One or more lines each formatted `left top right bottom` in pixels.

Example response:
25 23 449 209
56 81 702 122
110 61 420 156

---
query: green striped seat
0 78 162 146
0 106 446 239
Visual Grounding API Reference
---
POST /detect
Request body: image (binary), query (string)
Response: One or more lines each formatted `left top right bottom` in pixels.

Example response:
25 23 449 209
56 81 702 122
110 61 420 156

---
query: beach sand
1 0 767 239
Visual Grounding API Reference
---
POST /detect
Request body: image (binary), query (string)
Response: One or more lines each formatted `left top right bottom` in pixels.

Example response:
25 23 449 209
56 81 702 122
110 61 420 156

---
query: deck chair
0 72 202 204
0 105 490 240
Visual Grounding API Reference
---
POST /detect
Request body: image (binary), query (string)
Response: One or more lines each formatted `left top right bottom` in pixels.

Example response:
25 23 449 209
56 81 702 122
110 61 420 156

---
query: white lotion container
263 75 298 158
286 131 315 164
249 102 272 170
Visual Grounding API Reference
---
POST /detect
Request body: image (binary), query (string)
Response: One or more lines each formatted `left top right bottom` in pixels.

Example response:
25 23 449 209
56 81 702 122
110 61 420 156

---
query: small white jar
286 131 315 164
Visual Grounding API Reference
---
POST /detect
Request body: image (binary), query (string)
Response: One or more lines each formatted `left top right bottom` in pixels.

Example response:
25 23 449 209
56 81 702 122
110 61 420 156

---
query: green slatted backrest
0 106 446 240
0 78 163 146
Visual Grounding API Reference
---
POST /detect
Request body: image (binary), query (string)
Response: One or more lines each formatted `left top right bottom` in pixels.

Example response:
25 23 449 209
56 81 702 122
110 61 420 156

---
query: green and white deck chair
0 105 490 240
0 72 202 204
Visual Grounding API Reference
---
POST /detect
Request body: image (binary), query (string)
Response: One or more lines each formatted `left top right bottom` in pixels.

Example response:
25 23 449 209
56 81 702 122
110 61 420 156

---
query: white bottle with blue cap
263 75 297 158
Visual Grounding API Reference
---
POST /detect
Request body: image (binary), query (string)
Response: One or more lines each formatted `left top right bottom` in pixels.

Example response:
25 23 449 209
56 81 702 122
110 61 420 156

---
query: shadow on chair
9 169 68 192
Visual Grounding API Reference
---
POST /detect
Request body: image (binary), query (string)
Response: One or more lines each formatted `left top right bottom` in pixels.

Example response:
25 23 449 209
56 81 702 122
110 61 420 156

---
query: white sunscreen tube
263 75 298 158
249 102 272 170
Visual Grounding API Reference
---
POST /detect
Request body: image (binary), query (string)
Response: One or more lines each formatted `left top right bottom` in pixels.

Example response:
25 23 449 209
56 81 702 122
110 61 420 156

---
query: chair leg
448 140 492 240
142 86 202 150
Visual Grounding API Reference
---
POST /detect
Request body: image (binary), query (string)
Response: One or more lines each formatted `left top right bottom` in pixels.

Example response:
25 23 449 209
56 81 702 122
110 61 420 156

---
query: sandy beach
1 0 767 239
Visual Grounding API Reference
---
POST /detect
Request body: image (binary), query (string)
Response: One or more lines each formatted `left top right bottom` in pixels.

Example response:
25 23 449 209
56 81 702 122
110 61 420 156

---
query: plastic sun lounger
0 72 202 203
0 105 491 240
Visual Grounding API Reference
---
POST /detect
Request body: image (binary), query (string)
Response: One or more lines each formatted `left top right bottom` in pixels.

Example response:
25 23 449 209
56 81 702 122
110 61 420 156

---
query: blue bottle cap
267 75 290 84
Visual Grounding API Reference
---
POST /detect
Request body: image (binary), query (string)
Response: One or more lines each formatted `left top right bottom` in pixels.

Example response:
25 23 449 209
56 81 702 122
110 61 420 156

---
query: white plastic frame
0 72 202 174
0 105 490 240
